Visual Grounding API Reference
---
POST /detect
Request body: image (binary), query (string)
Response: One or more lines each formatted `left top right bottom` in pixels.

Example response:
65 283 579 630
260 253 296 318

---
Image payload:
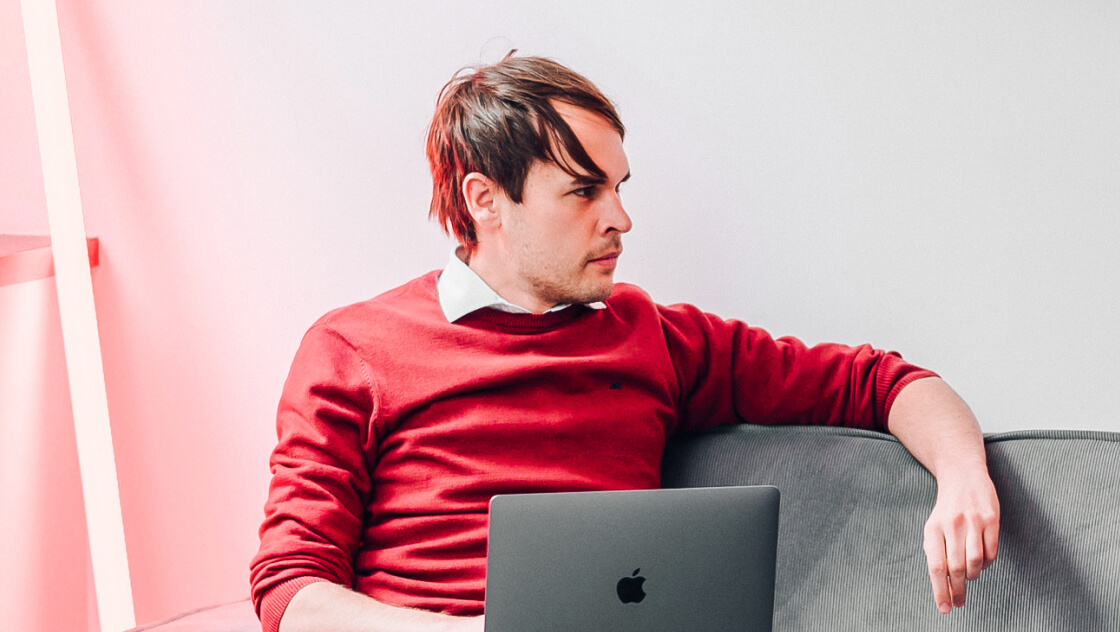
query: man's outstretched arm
279 581 484 632
886 376 1000 614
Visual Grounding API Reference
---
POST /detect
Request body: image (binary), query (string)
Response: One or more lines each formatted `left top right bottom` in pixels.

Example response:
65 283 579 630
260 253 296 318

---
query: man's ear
462 172 502 231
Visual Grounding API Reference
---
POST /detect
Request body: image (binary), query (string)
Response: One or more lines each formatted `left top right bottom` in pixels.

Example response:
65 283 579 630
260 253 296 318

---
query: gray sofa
130 425 1120 631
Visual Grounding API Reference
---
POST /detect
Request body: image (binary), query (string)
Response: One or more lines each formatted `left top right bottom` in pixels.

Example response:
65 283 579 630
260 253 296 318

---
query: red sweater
249 272 934 631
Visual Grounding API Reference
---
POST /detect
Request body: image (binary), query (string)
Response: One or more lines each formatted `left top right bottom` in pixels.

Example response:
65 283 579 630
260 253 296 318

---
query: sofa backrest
132 424 1120 632
661 424 1120 631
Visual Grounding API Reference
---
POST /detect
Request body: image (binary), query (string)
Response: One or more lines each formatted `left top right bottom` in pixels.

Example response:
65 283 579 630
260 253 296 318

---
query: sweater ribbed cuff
258 576 332 632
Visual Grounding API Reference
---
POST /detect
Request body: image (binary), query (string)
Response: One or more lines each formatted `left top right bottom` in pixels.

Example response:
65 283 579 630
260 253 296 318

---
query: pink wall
4 1 279 626
0 2 90 630
0 276 93 632
6 3 420 626
7 2 445 626
2 0 47 235
54 2 277 625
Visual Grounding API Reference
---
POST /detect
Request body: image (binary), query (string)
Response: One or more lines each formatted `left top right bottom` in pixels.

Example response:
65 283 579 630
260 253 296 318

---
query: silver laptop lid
485 485 780 632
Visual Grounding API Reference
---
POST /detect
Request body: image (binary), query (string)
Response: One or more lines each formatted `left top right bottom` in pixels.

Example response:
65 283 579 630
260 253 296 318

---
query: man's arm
279 582 484 632
886 376 1000 614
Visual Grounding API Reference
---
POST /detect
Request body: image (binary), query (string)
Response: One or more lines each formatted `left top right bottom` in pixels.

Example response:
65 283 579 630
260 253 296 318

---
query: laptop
484 485 780 632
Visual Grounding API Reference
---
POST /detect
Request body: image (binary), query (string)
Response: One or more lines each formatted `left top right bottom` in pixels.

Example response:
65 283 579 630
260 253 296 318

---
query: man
250 53 1000 632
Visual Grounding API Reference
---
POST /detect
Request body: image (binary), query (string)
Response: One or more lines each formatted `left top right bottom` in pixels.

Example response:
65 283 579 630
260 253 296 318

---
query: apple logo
616 568 647 604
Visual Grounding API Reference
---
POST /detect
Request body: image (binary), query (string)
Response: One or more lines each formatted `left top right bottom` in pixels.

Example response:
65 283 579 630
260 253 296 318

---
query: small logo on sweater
609 382 623 390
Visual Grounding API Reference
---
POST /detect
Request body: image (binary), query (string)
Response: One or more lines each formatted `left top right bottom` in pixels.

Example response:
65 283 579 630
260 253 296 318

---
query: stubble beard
510 229 621 308
522 255 615 308
528 270 613 307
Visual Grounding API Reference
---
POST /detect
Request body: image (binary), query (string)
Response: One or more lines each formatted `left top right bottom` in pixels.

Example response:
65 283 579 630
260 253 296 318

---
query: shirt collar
437 247 606 322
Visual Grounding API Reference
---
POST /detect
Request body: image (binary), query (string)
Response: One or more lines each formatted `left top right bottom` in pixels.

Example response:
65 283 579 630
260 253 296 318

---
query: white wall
3 0 1117 626
204 0 1120 433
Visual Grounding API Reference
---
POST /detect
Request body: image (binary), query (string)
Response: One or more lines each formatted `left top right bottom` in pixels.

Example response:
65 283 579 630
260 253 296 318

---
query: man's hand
921 471 1000 613
280 581 486 632
449 614 485 632
886 376 1001 614
458 614 485 632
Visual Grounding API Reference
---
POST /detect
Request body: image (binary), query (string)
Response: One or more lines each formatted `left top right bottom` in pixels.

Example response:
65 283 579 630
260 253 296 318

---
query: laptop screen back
485 485 780 632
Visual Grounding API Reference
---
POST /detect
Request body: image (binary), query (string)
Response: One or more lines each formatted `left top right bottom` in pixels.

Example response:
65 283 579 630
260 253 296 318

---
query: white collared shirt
437 248 606 322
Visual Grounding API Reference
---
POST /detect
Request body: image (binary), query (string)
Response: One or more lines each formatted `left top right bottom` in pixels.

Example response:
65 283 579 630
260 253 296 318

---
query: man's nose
602 192 632 234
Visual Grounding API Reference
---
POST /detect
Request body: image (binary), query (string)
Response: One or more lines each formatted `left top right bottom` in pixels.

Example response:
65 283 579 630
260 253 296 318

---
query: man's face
494 102 632 312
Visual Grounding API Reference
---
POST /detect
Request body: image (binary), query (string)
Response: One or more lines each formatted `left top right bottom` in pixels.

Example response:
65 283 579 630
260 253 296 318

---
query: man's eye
573 186 596 198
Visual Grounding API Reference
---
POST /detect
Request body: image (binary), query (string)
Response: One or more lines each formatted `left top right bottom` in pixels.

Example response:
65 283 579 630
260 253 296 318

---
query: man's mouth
588 248 623 268
588 245 623 263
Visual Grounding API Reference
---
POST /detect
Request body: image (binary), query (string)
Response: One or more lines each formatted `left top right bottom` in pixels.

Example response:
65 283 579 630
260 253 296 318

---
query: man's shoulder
605 282 696 318
606 283 718 328
310 270 443 336
606 281 655 306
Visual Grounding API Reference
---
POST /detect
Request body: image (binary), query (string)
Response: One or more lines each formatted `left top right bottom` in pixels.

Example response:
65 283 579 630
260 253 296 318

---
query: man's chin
577 281 614 305
539 277 614 307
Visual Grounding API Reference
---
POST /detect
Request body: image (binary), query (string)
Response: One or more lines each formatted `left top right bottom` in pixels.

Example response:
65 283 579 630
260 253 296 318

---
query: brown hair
425 52 625 248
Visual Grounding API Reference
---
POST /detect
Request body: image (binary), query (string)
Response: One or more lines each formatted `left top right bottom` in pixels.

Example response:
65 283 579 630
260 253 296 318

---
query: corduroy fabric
133 426 1119 631
662 424 1120 631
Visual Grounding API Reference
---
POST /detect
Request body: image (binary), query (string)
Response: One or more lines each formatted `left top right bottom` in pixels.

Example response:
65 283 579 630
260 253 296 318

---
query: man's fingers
965 526 985 581
923 529 952 614
924 477 1001 614
983 519 1000 570
943 526 968 608
921 473 1000 615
